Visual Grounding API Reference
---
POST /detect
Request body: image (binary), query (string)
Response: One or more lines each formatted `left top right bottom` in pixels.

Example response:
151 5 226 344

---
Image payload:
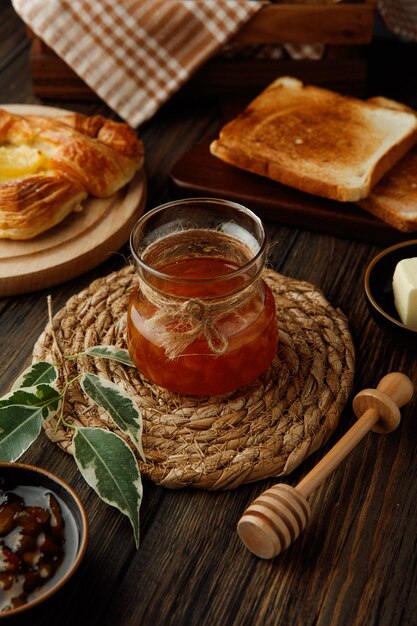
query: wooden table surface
1 3 417 625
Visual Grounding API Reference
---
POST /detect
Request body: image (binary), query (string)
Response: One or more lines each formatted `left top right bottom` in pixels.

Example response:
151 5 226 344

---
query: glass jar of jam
127 198 277 395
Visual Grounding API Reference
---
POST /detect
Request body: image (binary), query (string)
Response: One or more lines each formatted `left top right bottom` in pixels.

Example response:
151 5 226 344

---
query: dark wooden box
29 0 376 101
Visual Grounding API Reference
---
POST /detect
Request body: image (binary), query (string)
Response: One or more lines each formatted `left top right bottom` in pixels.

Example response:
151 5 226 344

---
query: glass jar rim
129 197 267 285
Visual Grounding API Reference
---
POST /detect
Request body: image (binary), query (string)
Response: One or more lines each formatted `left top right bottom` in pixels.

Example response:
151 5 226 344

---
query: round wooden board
0 104 147 297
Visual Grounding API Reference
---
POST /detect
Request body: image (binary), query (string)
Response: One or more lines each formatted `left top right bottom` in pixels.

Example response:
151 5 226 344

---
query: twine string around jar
136 277 260 359
133 229 264 359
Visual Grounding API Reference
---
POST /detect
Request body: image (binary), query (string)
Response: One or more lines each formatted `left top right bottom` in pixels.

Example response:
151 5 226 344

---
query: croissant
0 109 144 240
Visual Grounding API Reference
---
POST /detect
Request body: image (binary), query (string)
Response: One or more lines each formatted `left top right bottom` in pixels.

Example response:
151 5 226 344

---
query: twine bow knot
183 298 228 356
147 297 228 360
184 299 205 321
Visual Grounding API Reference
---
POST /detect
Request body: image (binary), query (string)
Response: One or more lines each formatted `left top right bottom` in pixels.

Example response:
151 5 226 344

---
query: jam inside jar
127 198 278 396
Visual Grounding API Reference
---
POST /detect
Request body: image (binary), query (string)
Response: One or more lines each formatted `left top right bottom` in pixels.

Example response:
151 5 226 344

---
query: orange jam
127 257 278 395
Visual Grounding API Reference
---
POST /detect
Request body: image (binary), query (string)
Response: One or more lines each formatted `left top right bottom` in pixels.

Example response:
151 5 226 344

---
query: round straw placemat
33 266 355 490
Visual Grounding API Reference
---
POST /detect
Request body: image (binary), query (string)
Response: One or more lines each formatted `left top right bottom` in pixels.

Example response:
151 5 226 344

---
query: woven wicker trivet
33 266 355 490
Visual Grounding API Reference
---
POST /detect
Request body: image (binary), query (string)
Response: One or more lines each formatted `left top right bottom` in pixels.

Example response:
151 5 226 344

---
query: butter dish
364 239 417 347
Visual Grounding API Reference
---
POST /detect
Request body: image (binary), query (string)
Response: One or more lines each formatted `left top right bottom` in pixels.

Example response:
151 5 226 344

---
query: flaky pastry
0 109 144 239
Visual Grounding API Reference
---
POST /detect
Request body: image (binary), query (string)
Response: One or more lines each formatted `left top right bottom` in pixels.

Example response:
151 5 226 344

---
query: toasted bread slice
357 97 417 232
210 77 417 202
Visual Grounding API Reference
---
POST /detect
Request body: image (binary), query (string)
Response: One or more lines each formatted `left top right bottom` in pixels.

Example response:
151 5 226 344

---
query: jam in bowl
127 198 278 395
0 462 88 617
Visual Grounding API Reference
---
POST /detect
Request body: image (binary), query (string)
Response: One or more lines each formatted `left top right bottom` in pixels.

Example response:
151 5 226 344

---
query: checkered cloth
12 0 262 128
378 0 417 41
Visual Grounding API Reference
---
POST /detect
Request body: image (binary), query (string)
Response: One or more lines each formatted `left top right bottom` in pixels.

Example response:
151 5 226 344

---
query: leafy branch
0 347 143 548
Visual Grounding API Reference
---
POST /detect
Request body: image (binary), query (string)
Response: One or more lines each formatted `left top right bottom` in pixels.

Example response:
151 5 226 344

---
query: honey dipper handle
296 407 378 499
296 372 414 499
237 373 413 558
375 372 414 408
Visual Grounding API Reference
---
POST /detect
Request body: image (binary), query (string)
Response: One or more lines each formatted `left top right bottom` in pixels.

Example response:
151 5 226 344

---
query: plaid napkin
12 0 262 128
378 0 417 41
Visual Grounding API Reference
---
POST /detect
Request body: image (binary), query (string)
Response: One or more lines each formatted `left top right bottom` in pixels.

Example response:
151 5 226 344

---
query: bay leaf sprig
0 375 62 461
81 345 136 367
11 361 59 390
80 373 145 461
0 351 143 548
73 427 142 548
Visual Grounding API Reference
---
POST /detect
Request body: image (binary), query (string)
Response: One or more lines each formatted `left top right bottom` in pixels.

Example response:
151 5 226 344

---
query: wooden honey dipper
237 372 414 559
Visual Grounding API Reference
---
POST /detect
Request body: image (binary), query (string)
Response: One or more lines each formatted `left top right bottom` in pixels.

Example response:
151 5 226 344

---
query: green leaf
73 427 142 548
12 362 59 391
0 405 43 462
0 384 62 418
80 373 144 460
83 346 135 367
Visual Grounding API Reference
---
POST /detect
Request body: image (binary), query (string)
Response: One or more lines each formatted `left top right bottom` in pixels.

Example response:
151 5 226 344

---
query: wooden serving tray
0 105 147 296
234 1 375 45
169 138 413 245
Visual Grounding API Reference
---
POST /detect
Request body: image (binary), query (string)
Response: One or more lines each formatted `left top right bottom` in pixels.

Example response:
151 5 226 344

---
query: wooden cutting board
169 137 413 245
0 105 147 297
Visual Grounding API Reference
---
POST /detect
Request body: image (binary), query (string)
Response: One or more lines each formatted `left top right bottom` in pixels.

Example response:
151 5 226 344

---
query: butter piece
392 257 417 329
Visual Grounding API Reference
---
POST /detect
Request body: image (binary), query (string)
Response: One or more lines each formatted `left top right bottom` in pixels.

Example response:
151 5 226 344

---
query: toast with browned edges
210 77 417 203
356 97 417 232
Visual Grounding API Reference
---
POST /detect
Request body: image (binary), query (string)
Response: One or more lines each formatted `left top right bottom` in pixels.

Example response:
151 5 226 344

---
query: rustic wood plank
235 3 376 45
1 5 416 626
29 38 369 101
0 0 28 71
29 39 97 101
